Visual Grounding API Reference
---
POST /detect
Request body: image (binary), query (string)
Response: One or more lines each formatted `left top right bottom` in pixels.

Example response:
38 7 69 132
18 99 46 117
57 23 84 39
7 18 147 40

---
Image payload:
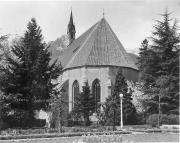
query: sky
0 0 180 54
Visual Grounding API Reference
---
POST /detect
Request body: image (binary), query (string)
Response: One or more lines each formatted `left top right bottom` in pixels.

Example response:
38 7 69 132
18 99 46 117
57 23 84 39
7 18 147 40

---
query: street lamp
119 93 123 129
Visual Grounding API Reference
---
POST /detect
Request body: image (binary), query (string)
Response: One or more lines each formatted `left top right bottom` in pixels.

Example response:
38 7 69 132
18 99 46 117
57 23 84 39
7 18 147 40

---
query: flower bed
0 125 179 140
63 126 114 133
76 134 124 143
0 126 114 136
0 131 131 140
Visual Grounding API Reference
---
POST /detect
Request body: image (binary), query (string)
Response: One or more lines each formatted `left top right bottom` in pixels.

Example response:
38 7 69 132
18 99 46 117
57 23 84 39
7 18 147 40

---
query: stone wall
61 66 110 112
61 66 139 112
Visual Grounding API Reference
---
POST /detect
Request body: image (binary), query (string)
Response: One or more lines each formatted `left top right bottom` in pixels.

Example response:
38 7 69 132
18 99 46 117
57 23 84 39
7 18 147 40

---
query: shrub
166 114 179 125
67 112 85 127
146 114 179 127
135 112 147 125
0 120 8 130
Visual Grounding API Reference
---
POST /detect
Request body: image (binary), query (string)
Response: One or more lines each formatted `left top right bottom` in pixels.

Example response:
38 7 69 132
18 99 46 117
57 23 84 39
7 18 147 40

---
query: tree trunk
113 109 116 131
84 112 90 126
28 97 34 128
56 108 62 133
57 119 62 133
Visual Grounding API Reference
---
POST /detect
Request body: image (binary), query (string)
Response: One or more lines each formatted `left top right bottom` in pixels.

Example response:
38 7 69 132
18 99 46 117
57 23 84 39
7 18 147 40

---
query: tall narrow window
92 79 101 112
72 80 79 110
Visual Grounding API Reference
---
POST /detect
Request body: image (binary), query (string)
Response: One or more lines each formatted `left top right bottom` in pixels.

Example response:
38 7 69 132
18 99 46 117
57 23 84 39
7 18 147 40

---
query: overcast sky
0 0 180 54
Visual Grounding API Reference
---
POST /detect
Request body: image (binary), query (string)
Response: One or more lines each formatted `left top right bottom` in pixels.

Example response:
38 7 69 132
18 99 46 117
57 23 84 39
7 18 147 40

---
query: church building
58 10 139 113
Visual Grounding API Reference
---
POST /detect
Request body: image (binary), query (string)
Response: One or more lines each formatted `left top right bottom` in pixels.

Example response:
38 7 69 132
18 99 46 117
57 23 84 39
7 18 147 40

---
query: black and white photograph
0 0 179 142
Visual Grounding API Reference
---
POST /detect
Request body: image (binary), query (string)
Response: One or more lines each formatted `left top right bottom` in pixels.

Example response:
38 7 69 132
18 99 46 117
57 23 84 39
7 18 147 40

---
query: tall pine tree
0 18 61 127
138 10 179 115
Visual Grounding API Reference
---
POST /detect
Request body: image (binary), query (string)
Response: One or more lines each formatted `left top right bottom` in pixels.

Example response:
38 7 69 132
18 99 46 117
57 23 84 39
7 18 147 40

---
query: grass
122 133 179 142
0 125 179 142
0 133 179 143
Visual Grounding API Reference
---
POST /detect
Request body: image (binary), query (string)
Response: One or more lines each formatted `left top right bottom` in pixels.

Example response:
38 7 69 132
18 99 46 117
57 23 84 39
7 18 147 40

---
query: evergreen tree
72 82 95 126
104 68 137 127
137 39 160 114
137 39 149 71
50 88 67 132
0 35 9 71
138 10 180 114
0 18 61 127
152 11 179 114
0 35 9 129
0 35 7 61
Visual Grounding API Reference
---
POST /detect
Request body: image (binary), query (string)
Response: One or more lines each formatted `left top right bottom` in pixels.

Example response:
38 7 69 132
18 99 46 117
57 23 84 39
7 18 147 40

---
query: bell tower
67 10 76 44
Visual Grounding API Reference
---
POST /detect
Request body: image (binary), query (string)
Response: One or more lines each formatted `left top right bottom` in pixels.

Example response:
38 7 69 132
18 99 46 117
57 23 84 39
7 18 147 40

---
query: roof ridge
64 20 101 69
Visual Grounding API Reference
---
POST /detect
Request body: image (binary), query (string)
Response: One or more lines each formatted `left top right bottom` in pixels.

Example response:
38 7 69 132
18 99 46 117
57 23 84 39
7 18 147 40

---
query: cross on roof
103 9 105 18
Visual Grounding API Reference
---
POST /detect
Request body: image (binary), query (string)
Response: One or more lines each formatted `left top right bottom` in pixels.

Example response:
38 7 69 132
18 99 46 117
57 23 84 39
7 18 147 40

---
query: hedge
146 114 179 127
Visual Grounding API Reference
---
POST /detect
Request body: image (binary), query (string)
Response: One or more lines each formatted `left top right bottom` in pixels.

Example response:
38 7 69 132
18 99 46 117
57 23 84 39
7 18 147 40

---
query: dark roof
59 18 138 70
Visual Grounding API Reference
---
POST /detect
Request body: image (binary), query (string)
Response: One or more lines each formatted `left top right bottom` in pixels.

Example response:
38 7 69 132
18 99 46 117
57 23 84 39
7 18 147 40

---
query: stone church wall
62 68 84 112
86 67 109 104
61 66 110 112
61 66 139 113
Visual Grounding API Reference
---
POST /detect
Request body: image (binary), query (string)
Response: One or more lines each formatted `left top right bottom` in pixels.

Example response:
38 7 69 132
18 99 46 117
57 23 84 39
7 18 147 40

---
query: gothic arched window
92 79 101 112
72 80 79 110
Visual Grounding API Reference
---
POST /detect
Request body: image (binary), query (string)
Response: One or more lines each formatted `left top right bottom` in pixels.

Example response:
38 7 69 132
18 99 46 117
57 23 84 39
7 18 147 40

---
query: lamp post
119 93 123 129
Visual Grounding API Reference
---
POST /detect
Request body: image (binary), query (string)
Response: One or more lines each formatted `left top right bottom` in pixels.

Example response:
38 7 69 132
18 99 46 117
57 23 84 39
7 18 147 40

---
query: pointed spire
69 8 74 25
67 8 76 44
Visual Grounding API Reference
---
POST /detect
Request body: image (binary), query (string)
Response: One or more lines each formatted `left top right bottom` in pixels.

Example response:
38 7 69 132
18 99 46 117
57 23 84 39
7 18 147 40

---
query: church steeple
67 9 76 44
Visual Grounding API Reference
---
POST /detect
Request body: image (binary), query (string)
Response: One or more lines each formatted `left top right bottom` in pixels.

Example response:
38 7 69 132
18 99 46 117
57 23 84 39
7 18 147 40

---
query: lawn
122 133 179 142
0 133 179 143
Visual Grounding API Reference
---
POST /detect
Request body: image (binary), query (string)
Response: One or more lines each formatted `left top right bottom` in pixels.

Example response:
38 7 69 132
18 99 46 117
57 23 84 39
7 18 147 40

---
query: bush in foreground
146 114 179 127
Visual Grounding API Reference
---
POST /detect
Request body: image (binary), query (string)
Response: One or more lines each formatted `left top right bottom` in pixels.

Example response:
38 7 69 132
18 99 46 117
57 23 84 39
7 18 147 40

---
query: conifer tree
152 11 179 114
0 18 61 127
0 35 9 129
138 10 180 114
104 68 137 127
73 82 95 126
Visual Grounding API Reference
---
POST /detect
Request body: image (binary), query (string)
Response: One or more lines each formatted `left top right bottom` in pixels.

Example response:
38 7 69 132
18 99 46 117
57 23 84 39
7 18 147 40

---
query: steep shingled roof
59 18 138 70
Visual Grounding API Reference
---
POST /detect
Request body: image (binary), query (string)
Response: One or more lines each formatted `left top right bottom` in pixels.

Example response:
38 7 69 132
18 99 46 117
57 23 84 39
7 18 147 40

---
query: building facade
58 11 139 113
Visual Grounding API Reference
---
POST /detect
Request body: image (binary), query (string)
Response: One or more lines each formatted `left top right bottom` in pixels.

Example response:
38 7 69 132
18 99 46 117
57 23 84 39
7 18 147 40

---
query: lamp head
119 93 123 98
